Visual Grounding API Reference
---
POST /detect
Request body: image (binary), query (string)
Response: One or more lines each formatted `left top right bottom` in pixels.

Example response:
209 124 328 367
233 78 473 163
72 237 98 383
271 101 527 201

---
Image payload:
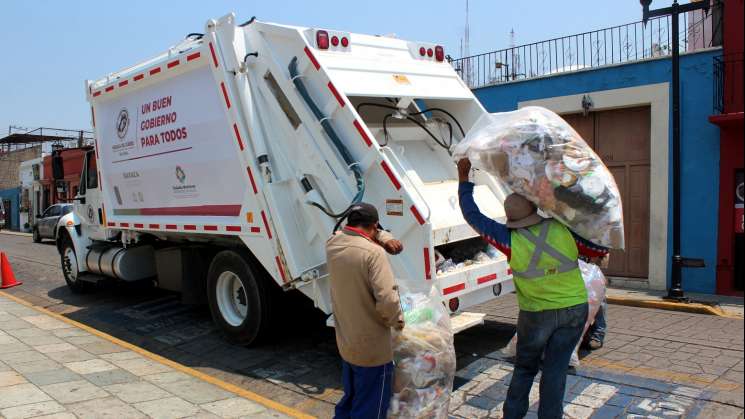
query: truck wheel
60 235 89 293
207 250 272 345
33 227 41 243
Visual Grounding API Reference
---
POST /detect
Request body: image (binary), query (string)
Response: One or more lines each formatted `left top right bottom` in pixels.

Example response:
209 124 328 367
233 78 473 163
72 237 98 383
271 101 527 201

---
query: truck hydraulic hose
288 57 364 219
355 102 462 152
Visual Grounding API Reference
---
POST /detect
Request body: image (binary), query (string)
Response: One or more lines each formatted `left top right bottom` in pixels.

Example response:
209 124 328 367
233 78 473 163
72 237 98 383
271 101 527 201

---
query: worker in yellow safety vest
457 158 608 419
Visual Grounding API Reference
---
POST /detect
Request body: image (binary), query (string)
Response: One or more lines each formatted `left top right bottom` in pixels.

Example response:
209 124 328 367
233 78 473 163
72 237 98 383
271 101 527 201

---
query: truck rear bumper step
450 311 486 334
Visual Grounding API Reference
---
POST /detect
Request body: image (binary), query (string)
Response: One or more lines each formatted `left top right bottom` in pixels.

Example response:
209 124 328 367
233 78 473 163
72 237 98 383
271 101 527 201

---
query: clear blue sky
1 0 676 134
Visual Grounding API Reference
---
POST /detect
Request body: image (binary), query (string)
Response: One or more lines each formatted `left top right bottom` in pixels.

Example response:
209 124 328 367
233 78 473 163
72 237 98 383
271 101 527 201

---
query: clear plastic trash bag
388 286 456 418
453 107 624 249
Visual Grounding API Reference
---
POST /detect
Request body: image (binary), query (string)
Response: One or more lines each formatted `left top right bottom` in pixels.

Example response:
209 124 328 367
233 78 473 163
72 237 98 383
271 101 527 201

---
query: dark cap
346 202 379 226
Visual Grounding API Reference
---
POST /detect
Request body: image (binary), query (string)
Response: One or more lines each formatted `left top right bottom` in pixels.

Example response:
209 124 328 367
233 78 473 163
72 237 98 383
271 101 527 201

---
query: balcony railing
713 53 744 114
451 8 721 89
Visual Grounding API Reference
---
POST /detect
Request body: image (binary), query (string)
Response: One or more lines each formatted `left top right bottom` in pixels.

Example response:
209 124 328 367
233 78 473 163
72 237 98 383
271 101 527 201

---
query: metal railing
451 8 721 89
713 53 744 114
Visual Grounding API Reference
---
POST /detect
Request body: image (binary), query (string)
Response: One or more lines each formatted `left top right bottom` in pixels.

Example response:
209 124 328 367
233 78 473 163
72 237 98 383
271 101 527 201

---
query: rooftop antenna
509 28 515 49
464 0 470 84
510 28 517 79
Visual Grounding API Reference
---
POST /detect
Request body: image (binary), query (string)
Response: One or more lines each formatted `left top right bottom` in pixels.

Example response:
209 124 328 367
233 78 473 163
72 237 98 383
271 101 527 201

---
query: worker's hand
383 239 404 255
457 158 472 182
598 255 610 269
591 255 610 269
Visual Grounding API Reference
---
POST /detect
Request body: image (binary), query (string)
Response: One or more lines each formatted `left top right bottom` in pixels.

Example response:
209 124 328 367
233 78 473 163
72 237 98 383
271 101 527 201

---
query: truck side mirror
52 151 64 180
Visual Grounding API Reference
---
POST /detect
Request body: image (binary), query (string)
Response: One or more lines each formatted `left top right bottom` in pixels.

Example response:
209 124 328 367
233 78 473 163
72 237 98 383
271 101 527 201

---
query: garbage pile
453 106 624 249
388 288 456 418
435 243 502 276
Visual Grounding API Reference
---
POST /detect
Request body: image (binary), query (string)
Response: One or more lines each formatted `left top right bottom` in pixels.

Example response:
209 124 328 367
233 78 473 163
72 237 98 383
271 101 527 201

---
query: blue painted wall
473 49 722 293
0 187 21 231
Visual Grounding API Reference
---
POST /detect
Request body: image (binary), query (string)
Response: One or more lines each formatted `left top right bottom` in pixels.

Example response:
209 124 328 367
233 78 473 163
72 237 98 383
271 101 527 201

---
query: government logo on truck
116 109 130 139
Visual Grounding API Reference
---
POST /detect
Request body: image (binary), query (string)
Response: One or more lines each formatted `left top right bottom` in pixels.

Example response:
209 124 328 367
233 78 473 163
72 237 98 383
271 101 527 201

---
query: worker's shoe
588 339 603 350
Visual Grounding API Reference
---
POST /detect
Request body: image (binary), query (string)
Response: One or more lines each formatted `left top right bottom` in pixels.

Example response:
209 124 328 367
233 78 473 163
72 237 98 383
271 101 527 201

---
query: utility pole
640 0 708 301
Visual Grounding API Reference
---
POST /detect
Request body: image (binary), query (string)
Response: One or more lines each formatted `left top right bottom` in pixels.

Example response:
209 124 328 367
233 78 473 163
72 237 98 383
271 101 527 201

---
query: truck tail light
435 45 444 62
448 297 460 312
316 30 329 50
427 48 433 58
419 47 426 56
331 36 339 47
341 36 349 47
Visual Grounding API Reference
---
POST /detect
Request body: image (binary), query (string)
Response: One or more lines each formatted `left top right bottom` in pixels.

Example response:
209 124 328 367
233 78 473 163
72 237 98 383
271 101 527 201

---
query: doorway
563 106 651 279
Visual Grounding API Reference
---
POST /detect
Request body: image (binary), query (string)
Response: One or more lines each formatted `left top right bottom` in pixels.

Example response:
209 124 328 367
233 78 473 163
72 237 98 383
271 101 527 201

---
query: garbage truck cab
56 14 514 344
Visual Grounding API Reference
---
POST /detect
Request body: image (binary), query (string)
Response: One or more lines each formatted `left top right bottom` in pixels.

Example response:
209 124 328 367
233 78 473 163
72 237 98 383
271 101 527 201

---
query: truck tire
59 234 90 293
207 250 272 346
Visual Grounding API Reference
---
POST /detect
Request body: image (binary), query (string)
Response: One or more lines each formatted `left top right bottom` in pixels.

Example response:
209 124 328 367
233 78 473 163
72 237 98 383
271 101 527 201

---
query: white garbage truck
54 13 514 345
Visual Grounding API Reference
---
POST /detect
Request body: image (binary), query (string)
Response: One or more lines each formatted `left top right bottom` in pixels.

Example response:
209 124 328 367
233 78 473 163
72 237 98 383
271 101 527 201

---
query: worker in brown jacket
326 203 404 419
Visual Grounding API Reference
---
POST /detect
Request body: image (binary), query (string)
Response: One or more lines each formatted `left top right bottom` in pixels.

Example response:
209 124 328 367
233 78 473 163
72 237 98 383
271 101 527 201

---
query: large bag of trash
388 287 456 419
453 106 624 249
501 260 607 366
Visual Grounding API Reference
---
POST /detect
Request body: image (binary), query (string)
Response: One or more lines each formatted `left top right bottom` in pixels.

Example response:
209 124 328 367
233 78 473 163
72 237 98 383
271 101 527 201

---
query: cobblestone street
451 297 744 418
1 232 743 418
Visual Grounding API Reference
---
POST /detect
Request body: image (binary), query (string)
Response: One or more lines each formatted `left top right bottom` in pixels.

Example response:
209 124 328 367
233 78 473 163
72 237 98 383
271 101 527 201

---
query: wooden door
563 107 651 278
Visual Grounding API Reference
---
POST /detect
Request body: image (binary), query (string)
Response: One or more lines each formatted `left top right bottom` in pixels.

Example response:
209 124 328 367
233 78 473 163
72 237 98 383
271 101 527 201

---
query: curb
607 295 742 318
0 230 33 237
0 290 316 419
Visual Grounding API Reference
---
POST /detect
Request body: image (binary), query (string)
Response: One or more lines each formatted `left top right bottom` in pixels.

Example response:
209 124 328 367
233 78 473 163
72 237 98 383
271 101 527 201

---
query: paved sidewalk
0 294 303 419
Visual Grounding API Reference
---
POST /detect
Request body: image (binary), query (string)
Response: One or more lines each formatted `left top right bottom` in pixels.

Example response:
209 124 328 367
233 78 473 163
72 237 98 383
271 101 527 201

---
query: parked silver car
33 204 73 243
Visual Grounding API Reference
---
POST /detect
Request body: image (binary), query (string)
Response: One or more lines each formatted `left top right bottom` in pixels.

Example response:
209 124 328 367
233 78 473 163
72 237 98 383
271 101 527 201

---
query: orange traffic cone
0 252 22 289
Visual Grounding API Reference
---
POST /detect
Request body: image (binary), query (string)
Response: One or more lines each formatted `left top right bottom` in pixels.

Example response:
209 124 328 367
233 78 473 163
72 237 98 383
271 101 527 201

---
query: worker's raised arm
458 158 511 258
375 229 403 255
367 248 404 330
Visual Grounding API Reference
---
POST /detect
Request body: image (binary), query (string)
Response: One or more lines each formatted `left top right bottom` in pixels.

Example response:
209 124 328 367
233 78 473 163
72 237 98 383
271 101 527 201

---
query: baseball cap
346 203 379 226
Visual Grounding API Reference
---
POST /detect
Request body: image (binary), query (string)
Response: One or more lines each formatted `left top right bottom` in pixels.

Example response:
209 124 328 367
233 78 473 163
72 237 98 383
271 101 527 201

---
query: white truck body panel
80 14 513 317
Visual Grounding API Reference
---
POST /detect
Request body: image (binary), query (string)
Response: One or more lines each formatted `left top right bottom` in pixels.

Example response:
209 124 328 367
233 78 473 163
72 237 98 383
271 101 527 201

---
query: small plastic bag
578 260 607 336
388 286 456 419
453 107 624 249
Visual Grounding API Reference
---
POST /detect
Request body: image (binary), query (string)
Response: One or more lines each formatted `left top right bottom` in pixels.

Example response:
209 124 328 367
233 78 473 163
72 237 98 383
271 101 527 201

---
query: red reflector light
331 36 339 47
435 45 444 61
427 48 433 57
316 30 329 49
341 37 349 47
448 298 460 312
419 47 426 56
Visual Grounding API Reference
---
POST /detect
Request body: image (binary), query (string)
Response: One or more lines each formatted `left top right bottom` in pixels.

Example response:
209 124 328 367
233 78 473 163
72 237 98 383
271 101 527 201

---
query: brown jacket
326 228 404 367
